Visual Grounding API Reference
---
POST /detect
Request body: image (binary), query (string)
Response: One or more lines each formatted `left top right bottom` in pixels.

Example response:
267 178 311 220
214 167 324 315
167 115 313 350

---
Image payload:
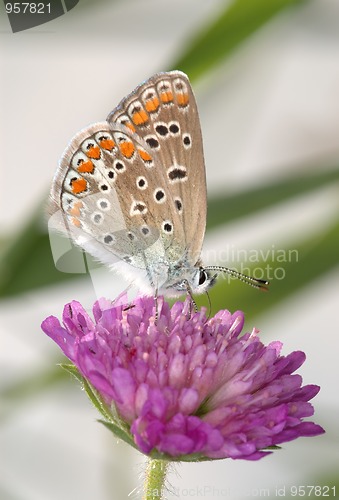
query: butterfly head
163 262 269 297
161 260 217 297
189 267 218 294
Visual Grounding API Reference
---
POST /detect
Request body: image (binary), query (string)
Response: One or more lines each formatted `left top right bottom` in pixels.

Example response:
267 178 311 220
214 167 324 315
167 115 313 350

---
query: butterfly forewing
107 71 207 266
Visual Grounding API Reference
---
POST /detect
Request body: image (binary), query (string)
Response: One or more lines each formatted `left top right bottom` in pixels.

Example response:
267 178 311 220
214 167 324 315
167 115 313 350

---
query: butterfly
49 70 268 301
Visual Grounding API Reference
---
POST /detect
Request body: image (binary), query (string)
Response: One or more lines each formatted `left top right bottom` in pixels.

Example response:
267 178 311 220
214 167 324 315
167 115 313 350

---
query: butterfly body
49 71 217 297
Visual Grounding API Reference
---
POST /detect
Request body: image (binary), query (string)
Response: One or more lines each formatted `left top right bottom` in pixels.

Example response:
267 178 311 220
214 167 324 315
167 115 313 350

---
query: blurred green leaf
0 168 338 298
1 363 67 421
173 0 308 80
196 216 339 325
0 203 85 298
207 168 339 228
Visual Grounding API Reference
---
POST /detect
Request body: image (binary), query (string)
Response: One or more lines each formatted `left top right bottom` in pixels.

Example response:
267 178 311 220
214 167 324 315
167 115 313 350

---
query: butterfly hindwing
50 121 186 276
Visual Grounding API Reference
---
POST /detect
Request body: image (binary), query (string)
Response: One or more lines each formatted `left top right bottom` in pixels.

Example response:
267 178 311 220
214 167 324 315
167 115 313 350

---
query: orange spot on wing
160 91 173 103
71 178 87 194
176 92 189 107
138 149 152 162
145 97 160 113
122 121 136 133
71 217 81 228
119 141 135 159
77 160 94 174
69 201 83 217
86 146 101 159
99 138 115 151
131 109 149 126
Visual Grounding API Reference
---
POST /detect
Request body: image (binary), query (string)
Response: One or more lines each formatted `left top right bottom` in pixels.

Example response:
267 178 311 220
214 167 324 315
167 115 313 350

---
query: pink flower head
41 295 324 461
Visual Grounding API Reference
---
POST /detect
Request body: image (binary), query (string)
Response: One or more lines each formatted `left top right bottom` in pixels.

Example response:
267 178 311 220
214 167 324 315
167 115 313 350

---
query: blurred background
1 0 338 498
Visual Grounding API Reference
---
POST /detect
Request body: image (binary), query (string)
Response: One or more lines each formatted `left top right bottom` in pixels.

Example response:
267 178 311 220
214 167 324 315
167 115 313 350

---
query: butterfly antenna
205 266 269 291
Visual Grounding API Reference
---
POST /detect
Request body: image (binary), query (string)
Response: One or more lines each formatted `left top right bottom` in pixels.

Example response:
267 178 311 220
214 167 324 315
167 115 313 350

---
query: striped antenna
204 266 269 291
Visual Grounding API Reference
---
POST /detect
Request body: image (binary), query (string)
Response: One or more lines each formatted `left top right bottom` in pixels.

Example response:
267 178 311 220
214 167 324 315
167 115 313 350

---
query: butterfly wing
49 121 186 291
107 70 207 266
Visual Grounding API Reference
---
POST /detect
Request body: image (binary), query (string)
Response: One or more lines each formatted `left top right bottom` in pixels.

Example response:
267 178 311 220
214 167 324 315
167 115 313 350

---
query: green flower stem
143 458 169 500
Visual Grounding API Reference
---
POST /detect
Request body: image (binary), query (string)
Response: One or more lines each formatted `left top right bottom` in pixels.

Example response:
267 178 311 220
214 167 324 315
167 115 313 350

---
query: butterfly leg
122 304 135 311
111 284 135 310
182 279 198 316
205 290 212 320
154 288 159 323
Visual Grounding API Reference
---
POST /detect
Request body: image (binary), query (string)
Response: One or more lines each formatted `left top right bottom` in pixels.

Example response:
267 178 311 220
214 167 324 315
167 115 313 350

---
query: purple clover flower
41 295 324 461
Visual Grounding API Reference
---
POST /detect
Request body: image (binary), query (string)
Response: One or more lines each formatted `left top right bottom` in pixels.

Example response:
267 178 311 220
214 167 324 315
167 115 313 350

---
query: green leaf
98 420 138 451
60 363 113 422
59 363 83 383
61 365 136 445
172 0 308 80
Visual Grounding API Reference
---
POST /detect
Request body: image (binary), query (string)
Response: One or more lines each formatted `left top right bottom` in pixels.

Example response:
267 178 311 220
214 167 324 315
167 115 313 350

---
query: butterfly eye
198 269 208 286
